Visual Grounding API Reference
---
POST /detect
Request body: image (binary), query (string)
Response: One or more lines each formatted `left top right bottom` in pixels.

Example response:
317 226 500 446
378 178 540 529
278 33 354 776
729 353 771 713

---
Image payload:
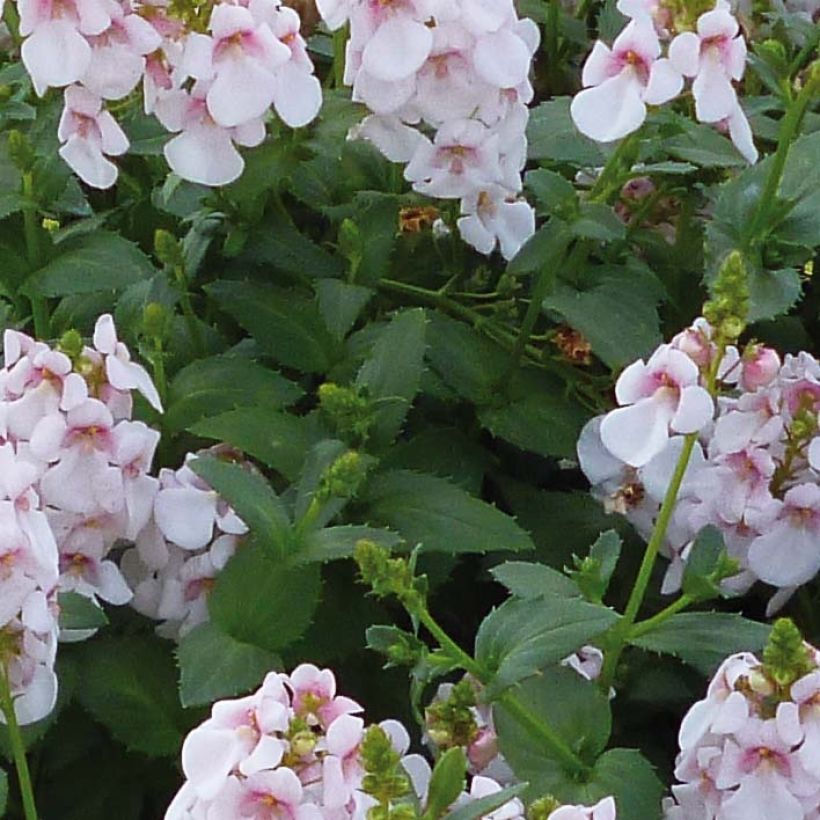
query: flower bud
142 302 170 340
763 617 815 688
58 329 84 360
740 344 781 391
154 228 183 268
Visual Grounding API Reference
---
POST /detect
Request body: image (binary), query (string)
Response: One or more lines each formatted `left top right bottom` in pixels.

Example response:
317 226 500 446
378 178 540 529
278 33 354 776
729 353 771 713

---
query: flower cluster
665 623 820 819
13 0 320 188
317 0 539 261
122 447 248 639
165 663 533 820
579 316 820 610
571 0 757 163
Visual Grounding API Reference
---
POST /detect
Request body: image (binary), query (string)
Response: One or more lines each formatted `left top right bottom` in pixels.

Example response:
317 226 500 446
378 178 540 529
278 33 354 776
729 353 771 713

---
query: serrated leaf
191 456 292 559
316 279 374 340
75 636 186 756
495 669 611 791
441 784 528 820
176 622 280 708
58 592 108 630
490 562 580 599
527 98 606 166
190 407 322 482
356 308 427 447
165 356 303 431
299 525 402 563
475 598 618 695
363 470 534 555
526 168 577 214
23 231 154 297
209 543 322 652
207 281 336 373
630 612 771 675
664 123 748 168
681 525 727 601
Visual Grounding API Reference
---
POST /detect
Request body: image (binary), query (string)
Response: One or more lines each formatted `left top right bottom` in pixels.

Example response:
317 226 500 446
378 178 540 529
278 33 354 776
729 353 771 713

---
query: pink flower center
742 746 790 777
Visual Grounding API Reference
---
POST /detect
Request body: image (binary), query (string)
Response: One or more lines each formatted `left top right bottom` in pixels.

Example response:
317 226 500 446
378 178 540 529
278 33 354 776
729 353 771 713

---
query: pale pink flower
457 188 535 260
548 796 617 820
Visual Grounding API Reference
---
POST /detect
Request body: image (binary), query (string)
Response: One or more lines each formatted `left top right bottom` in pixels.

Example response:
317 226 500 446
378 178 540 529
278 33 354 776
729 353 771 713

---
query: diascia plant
0 0 817 814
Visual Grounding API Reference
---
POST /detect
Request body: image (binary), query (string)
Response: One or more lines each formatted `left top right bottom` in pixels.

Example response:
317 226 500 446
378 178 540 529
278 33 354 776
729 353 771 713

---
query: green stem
150 338 167 406
173 265 205 358
332 27 348 89
416 609 588 776
628 594 694 640
598 433 698 690
742 61 819 249
0 667 39 820
588 131 641 203
21 173 49 339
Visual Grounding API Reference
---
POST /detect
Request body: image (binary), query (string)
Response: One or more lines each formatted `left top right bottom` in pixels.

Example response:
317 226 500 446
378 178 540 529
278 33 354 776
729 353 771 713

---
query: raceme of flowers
0 315 247 723
165 662 618 820
664 634 820 819
578 316 820 612
13 0 322 187
570 0 758 163
316 0 540 262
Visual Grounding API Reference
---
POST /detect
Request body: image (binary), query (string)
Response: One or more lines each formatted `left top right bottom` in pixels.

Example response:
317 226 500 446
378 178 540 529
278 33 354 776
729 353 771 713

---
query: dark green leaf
475 598 618 695
23 231 154 297
0 767 6 815
664 123 748 168
356 308 427 447
75 636 186 756
58 592 108 631
490 561 580 599
526 168 577 214
364 470 535 555
425 748 468 820
316 279 374 340
630 612 771 674
191 456 292 559
176 622 280 708
165 356 303 431
681 525 731 601
573 203 625 241
209 543 322 652
299 525 402 563
527 98 606 166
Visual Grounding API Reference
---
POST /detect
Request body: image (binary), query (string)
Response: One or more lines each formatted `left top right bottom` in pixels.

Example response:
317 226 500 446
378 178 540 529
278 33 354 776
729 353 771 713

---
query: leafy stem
588 131 641 203
21 173 49 340
0 666 39 820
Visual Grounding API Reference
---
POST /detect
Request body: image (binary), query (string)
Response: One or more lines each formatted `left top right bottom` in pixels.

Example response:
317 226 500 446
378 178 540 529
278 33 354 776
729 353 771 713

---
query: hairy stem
0 667 39 820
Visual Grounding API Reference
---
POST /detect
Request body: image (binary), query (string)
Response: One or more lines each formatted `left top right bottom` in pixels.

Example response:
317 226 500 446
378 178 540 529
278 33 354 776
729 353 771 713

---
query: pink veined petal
22 22 92 96
727 35 747 81
495 199 535 261
693 50 737 123
164 125 245 186
570 69 647 143
577 416 625 485
643 57 683 105
749 521 820 587
122 13 162 54
670 384 713 433
155 486 218 550
59 136 119 189
678 698 719 750
726 102 758 164
473 29 531 88
271 62 323 127
719 769 804 820
207 56 276 128
361 18 432 82
668 31 701 77
776 701 803 747
581 40 615 87
599 395 674 467
612 18 660 64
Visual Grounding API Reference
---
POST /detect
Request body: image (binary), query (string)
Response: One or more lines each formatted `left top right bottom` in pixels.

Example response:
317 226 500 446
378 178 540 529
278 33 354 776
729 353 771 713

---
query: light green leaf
356 308 427 447
364 470 535 555
165 356 303 431
475 598 618 695
23 231 154 297
630 612 771 675
209 543 322 652
176 622 280 708
424 748 468 820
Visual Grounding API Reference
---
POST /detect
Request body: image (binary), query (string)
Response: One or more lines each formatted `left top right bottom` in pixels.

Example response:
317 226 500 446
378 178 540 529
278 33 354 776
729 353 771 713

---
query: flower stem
0 667 38 820
21 172 49 340
173 264 205 358
588 131 641 203
628 593 694 640
332 28 347 89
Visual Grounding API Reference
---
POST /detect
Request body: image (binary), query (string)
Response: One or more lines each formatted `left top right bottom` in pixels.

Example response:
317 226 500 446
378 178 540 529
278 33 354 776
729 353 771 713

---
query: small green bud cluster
318 382 373 442
316 450 370 503
425 679 480 750
762 617 816 691
360 725 415 820
354 541 424 614
703 251 750 345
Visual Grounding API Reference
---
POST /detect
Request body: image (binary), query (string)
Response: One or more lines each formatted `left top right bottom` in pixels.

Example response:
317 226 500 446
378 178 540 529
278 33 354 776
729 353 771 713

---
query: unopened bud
58 329 84 360
154 228 183 268
7 130 35 172
142 302 170 340
763 618 815 689
41 218 60 233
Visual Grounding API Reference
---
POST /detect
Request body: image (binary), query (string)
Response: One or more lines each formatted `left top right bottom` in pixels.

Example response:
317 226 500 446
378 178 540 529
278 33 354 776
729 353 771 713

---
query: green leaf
23 231 154 297
191 456 292 559
189 407 322 483
569 530 622 603
527 98 606 166
630 612 771 675
363 470 535 555
490 561 580 599
299 525 402 563
58 592 108 630
316 279 374 340
664 122 748 168
573 203 626 241
176 622 280 708
495 669 611 789
442 785 528 820
526 168 577 214
209 543 322 652
543 268 663 369
424 748 467 820
0 192 25 219
75 636 186 756
0 767 6 815
207 281 336 373
165 356 303 431
681 525 729 601
475 598 618 695
356 308 427 447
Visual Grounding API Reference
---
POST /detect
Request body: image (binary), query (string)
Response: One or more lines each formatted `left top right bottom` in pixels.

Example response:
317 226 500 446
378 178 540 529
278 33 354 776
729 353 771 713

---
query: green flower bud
142 302 170 340
41 218 60 233
526 796 562 820
317 450 369 502
762 618 815 689
425 679 479 751
58 329 84 360
703 251 749 344
154 228 183 268
360 725 412 806
318 382 373 441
